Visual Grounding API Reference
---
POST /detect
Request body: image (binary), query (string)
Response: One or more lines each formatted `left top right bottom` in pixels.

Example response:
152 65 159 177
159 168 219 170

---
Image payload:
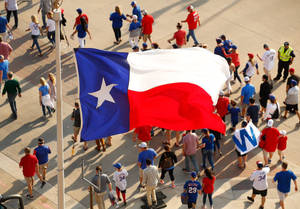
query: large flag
232 122 261 155
75 48 230 141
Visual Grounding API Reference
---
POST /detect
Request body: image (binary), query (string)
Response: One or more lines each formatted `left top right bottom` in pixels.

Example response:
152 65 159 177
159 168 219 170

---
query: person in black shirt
71 102 81 140
259 75 272 114
247 98 260 126
158 145 177 188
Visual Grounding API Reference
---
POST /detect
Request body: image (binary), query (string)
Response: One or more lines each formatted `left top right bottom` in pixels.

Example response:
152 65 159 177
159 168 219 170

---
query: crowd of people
0 0 298 209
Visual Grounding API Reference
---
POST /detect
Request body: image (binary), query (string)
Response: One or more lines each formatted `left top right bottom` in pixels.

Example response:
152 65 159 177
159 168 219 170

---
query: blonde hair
47 12 53 19
40 77 47 86
48 73 56 85
115 6 121 15
249 58 255 66
31 15 39 24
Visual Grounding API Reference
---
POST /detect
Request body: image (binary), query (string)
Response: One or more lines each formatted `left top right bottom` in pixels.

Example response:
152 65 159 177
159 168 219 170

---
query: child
183 172 202 209
228 100 240 131
202 168 216 209
277 130 287 162
112 163 128 206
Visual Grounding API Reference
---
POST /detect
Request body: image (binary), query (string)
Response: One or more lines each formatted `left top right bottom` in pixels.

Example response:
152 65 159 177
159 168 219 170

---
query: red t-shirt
19 154 38 177
224 51 240 67
134 126 152 142
173 30 186 46
186 11 199 30
142 15 154 35
261 127 280 152
202 176 216 194
216 96 229 117
277 136 287 151
75 14 89 26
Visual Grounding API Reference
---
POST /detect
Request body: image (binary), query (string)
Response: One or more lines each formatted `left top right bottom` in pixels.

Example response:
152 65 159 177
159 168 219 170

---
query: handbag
181 192 188 204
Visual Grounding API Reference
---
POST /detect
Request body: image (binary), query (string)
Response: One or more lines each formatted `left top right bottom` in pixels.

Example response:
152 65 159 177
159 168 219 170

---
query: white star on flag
88 78 118 109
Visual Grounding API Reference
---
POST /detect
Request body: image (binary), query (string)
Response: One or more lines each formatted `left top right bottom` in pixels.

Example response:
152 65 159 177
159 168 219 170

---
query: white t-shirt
262 49 276 71
245 61 258 77
29 22 40 36
112 169 128 191
250 167 270 190
46 19 55 32
5 0 18 11
264 102 280 120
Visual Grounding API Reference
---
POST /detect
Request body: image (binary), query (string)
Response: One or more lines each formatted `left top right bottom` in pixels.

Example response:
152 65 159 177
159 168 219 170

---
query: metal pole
53 9 65 209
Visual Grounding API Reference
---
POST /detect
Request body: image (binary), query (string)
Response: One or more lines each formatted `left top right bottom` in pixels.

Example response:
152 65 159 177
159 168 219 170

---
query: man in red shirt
73 8 89 30
215 90 229 121
133 126 152 144
141 10 154 45
181 5 200 47
167 23 186 48
19 147 43 199
0 37 13 60
260 119 280 165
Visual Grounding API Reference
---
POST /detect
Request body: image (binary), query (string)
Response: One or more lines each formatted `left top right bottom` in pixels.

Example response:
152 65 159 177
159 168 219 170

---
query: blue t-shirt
274 170 297 193
222 40 232 52
0 16 8 33
0 60 9 80
39 85 49 96
184 180 202 202
202 134 215 151
138 148 157 170
214 46 225 58
241 84 255 104
129 21 140 31
76 24 87 38
34 145 51 164
228 106 240 124
247 104 260 123
110 12 126 29
132 6 142 23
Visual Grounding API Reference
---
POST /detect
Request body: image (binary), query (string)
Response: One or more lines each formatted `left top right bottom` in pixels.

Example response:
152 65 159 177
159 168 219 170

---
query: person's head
76 8 82 15
230 100 237 107
204 168 213 179
176 22 182 30
31 15 38 24
74 102 79 108
289 68 295 75
284 41 289 49
290 79 297 87
113 163 122 170
248 53 254 60
96 165 102 174
146 159 151 166
151 42 160 49
256 161 264 170
131 1 136 8
164 145 170 152
263 44 269 50
279 130 287 136
219 90 224 97
249 97 255 105
187 5 194 13
262 74 268 82
267 119 274 127
142 10 148 16
24 147 31 155
38 137 44 145
132 15 138 22
7 72 13 79
138 142 147 150
132 46 139 52
244 76 250 83
201 128 209 137
0 55 4 62
191 171 197 180
269 95 276 103
115 6 121 15
281 162 288 170
241 120 248 128
47 12 53 19
48 73 56 85
226 57 232 65
40 77 47 86
220 34 226 41
231 45 237 52
142 42 147 50
216 38 222 45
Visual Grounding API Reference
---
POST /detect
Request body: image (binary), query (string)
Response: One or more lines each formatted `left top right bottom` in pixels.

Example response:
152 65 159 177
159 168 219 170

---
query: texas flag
75 48 230 141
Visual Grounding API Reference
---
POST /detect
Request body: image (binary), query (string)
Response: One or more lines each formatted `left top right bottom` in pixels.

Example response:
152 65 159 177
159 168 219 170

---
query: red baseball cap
248 53 254 59
187 5 194 11
289 68 295 73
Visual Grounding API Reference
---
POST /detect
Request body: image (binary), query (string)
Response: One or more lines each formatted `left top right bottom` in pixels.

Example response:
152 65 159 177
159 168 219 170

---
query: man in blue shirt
0 15 11 42
273 162 298 209
183 172 202 209
214 39 226 58
241 76 256 118
129 1 142 23
0 55 9 91
34 137 51 188
246 98 260 126
220 34 232 53
200 129 215 170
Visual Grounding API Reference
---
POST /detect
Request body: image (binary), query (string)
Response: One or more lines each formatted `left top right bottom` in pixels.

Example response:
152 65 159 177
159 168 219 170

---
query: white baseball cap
279 130 287 135
132 15 138 20
138 142 147 148
267 119 273 127
244 76 250 82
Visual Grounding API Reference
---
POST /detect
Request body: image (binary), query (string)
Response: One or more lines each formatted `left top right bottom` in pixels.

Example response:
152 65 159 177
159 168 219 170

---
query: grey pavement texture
0 0 300 208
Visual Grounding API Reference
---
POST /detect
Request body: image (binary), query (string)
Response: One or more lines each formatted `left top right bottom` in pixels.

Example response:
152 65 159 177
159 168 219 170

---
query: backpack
271 103 279 119
160 153 174 169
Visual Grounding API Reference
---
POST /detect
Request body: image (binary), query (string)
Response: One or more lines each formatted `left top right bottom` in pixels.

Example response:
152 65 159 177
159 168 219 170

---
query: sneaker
171 184 176 188
118 197 122 201
259 206 264 209
247 196 254 202
26 194 34 199
268 159 272 164
123 201 127 206
41 181 46 188
273 77 280 81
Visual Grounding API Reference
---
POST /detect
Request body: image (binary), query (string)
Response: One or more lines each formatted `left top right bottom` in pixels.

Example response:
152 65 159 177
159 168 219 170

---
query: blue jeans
203 192 213 206
42 10 47 28
31 35 41 53
187 29 199 45
185 154 199 173
202 149 214 169
8 93 17 117
47 31 55 44
42 104 52 116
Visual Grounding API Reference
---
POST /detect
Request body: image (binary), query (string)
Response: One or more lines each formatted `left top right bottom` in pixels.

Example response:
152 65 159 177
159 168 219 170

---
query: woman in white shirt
264 95 280 120
47 73 56 109
242 53 259 78
26 15 42 56
46 12 55 47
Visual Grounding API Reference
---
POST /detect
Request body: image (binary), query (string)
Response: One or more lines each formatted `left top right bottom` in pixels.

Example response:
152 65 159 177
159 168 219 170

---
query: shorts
188 201 196 208
259 98 268 108
235 149 247 157
286 104 298 111
277 190 288 201
74 126 80 135
39 163 48 173
231 120 238 127
242 103 248 109
252 187 267 197
139 168 144 178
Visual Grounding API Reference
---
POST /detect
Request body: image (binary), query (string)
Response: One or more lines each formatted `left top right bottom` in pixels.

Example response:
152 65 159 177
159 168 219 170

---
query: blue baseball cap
191 171 197 178
269 94 276 101
131 1 136 6
142 43 147 47
113 163 122 169
76 8 82 14
231 45 237 49
290 79 297 86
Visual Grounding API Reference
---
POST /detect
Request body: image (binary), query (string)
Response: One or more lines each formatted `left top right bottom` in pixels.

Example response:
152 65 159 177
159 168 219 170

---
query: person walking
0 55 9 91
46 12 55 47
34 137 51 188
228 100 240 131
286 68 299 90
141 10 154 45
259 75 272 114
241 76 256 118
73 8 88 30
263 95 280 121
19 147 43 199
214 38 225 58
137 142 157 189
215 90 229 121
247 161 270 209
202 168 216 209
246 98 260 126
274 42 296 82
37 0 52 29
127 1 142 23
183 171 202 209
143 159 160 208
5 0 18 29
277 130 287 162
26 15 42 56
91 166 113 209
181 5 200 47
273 162 298 209
200 129 215 170
47 73 56 108
0 36 13 60
235 121 249 168
39 77 54 118
182 130 200 174
109 6 128 45
168 23 186 48
128 15 140 49
71 17 92 48
283 79 300 123
2 72 21 119
132 125 152 145
260 119 280 165
222 45 242 86
0 13 11 42
257 44 276 82
242 53 259 78
158 145 177 188
112 163 128 206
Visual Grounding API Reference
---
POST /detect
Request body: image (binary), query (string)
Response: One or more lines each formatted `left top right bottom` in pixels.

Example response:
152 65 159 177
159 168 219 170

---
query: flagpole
53 9 65 209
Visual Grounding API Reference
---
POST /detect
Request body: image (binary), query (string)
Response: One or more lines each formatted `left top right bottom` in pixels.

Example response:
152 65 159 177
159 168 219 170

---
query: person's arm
240 96 244 105
182 143 185 156
17 81 21 97
241 63 248 74
38 0 42 13
71 29 78 37
0 71 2 84
4 0 8 10
294 179 298 191
71 110 75 121
257 54 262 61
290 52 295 65
86 29 92 39
277 50 280 60
39 90 42 106
221 48 230 58
172 152 178 163
108 183 112 192
256 63 259 74
167 37 175 43
137 162 141 168
2 82 6 96
6 24 11 31
197 18 200 27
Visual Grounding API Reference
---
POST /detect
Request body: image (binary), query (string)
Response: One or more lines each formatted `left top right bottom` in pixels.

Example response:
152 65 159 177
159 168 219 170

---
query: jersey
250 167 270 191
113 169 128 191
184 180 202 202
262 49 276 71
